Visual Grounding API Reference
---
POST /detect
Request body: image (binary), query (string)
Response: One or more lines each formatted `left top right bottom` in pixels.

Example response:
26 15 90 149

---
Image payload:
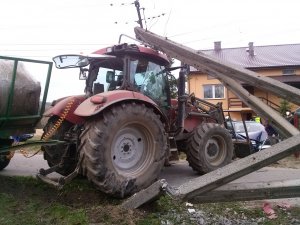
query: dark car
227 120 269 157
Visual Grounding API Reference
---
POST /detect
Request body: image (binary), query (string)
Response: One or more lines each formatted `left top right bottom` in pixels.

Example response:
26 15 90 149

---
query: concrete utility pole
134 0 144 29
134 27 300 138
120 27 300 209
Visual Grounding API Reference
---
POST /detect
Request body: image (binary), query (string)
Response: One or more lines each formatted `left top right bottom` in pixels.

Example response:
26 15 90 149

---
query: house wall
188 67 300 121
188 73 228 108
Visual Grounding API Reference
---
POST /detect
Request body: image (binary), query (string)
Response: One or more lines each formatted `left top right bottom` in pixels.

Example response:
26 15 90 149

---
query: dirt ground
270 154 300 169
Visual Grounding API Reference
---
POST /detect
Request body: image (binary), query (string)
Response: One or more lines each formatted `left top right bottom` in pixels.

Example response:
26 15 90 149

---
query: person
254 115 261 123
264 119 278 145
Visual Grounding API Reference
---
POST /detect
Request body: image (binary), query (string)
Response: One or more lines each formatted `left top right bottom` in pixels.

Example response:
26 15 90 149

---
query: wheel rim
204 135 226 166
111 123 154 177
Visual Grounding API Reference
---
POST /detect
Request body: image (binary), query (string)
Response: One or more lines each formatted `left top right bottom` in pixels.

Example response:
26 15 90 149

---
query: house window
282 68 295 75
203 84 225 99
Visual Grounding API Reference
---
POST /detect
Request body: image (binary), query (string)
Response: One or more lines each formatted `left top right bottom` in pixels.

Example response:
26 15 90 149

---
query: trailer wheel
187 123 233 174
0 152 11 170
80 103 167 198
0 139 14 170
41 116 77 176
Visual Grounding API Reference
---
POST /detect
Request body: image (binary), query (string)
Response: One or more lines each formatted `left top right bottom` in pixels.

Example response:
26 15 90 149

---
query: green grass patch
1 175 300 225
0 192 87 225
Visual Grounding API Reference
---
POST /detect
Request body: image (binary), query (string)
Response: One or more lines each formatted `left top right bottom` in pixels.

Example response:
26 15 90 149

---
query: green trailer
0 55 53 170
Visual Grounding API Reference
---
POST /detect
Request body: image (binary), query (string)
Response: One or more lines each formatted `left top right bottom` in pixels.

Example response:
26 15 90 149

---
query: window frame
203 84 225 99
282 68 296 75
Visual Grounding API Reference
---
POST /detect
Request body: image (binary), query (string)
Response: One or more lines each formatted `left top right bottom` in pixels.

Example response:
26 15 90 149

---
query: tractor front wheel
187 123 233 174
80 103 167 198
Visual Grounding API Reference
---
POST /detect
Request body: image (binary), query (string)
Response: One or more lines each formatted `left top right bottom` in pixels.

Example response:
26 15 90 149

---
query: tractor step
36 162 81 190
36 167 79 189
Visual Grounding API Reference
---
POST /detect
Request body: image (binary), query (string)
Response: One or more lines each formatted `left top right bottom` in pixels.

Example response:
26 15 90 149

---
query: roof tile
199 44 300 68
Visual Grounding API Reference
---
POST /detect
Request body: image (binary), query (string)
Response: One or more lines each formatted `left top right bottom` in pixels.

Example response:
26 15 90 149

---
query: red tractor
40 42 233 198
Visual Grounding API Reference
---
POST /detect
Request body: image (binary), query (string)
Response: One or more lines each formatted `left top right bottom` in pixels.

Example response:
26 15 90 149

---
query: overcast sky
1 0 300 101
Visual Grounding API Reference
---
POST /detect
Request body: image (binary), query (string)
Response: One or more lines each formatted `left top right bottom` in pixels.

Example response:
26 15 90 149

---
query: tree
168 74 178 99
279 99 291 117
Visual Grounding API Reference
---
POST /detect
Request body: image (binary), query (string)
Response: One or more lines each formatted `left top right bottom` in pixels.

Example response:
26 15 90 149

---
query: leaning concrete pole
134 27 300 137
219 75 299 137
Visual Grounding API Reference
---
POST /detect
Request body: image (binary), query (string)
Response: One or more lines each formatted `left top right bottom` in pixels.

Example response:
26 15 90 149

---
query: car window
233 122 264 133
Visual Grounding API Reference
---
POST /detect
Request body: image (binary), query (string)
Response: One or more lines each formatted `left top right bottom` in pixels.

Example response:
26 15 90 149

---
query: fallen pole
122 135 300 209
192 179 300 203
134 27 300 106
134 27 300 137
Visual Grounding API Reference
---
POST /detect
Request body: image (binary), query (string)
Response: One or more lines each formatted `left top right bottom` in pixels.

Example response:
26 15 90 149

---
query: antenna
134 0 144 28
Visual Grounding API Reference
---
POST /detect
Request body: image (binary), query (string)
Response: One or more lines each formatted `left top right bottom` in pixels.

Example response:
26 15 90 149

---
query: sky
1 0 300 101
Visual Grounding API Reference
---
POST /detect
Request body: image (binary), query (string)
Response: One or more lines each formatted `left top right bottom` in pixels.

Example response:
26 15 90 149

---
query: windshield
130 58 169 107
233 121 265 133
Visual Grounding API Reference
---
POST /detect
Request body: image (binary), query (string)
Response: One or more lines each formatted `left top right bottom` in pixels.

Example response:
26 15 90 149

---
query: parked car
227 120 270 157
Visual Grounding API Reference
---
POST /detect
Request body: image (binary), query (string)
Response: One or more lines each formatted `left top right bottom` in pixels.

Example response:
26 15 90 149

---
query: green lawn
0 175 299 225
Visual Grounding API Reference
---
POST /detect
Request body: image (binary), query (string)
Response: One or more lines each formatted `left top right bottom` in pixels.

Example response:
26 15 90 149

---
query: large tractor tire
187 123 233 174
80 103 167 198
41 116 77 176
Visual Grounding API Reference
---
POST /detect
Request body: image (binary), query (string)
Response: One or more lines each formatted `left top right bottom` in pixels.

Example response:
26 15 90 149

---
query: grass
0 175 300 225
0 193 87 225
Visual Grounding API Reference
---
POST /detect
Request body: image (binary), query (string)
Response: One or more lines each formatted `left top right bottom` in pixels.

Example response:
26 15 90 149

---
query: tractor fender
43 95 86 124
74 90 167 123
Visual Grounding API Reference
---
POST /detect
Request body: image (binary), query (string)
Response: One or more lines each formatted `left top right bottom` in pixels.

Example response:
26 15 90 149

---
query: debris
188 208 196 213
263 202 277 219
185 202 193 207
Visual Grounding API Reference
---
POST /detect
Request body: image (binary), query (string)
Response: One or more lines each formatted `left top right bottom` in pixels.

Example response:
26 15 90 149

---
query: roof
194 43 300 69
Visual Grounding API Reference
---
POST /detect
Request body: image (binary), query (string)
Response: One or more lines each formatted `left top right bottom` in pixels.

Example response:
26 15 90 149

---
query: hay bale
0 60 41 116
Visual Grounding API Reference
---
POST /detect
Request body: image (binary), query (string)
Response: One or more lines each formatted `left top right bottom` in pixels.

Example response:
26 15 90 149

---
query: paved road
1 153 300 206
3 153 300 183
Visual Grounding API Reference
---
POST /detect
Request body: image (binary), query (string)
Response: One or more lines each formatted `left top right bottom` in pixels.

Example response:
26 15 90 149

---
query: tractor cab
53 43 171 110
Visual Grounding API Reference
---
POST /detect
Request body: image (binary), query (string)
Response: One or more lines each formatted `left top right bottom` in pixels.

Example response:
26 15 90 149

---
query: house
188 42 300 121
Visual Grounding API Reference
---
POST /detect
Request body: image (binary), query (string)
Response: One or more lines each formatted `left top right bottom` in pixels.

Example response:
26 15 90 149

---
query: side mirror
79 68 88 80
106 71 115 83
53 55 90 69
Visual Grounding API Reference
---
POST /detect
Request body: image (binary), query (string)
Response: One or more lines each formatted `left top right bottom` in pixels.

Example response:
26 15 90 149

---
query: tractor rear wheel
80 103 167 198
187 123 233 174
41 116 77 176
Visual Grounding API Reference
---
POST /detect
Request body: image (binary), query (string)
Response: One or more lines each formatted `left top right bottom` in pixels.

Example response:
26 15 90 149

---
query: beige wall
255 68 300 76
188 67 300 118
188 74 228 108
